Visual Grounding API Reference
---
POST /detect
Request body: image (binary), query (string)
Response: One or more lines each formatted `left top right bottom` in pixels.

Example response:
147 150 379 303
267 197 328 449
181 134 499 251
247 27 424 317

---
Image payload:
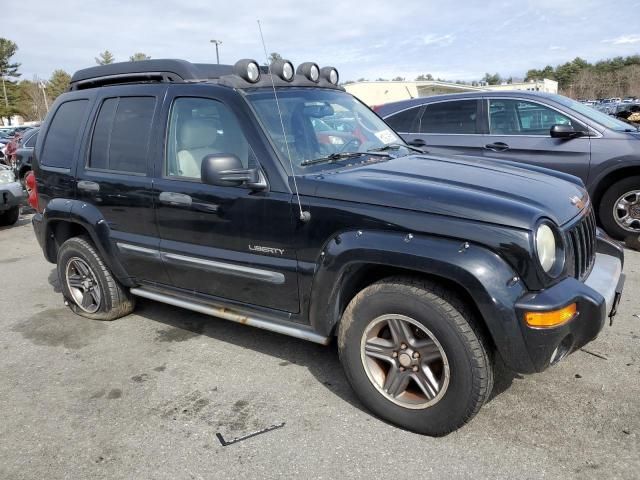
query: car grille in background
565 208 597 280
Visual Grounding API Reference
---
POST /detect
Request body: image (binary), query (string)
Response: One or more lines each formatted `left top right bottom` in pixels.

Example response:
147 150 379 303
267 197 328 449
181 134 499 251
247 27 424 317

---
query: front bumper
514 240 624 372
0 181 25 211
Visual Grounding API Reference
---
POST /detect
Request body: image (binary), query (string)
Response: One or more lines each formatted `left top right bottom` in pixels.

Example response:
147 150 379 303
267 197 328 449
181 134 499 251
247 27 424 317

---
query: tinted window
386 106 421 132
24 132 38 148
40 100 89 168
420 100 479 134
166 97 254 179
89 97 155 174
489 99 577 135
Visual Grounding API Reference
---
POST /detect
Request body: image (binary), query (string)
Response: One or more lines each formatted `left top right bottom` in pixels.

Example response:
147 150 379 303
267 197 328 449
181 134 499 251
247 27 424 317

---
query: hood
298 154 588 230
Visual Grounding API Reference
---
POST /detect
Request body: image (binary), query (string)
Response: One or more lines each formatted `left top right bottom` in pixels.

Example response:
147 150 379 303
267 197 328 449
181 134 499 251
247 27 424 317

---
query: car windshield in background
550 94 637 131
246 88 410 172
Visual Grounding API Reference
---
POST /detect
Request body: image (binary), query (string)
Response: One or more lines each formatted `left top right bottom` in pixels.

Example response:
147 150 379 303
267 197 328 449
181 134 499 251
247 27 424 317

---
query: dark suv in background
28 59 624 436
378 91 640 240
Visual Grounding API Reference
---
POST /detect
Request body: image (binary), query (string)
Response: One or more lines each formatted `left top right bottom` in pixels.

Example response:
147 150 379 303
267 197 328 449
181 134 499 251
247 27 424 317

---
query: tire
0 206 19 226
57 236 135 321
599 176 640 240
337 276 493 436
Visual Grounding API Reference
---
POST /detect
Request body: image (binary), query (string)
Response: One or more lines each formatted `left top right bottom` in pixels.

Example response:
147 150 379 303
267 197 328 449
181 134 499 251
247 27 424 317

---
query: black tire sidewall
0 206 19 226
339 286 483 435
599 176 640 240
57 238 116 319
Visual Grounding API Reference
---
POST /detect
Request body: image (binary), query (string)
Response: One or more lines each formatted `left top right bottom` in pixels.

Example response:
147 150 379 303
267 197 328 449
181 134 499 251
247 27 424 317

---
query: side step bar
130 287 331 345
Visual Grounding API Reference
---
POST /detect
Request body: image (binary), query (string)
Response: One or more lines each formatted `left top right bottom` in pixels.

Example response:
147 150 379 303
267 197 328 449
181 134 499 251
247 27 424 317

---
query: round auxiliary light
297 62 320 83
233 59 261 83
272 59 295 82
321 66 339 85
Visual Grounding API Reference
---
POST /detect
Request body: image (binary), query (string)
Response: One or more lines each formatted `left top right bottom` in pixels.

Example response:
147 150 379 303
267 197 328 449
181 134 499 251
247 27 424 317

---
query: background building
345 78 558 106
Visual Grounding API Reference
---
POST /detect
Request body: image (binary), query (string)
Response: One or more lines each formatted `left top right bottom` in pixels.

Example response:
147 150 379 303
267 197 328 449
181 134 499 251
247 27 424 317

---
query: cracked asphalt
0 214 638 479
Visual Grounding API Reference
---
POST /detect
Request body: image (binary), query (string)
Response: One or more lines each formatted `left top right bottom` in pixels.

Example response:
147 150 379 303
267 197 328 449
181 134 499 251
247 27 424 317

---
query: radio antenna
257 20 310 223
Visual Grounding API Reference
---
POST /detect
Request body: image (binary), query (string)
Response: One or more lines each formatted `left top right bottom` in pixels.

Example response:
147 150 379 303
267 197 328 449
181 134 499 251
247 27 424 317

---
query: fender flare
307 229 535 373
41 198 133 286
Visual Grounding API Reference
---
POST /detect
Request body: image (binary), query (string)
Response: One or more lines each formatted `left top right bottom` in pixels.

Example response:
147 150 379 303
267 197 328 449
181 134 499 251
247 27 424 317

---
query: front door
481 98 591 183
153 90 300 313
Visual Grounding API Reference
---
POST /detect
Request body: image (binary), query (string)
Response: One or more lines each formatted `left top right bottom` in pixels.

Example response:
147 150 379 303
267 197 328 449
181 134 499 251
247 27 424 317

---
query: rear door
153 87 300 313
75 85 170 284
392 99 486 156
481 98 591 182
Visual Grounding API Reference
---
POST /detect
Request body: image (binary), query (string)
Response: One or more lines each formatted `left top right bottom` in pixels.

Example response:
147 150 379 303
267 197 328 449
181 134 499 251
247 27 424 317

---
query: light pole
39 81 49 113
210 39 222 64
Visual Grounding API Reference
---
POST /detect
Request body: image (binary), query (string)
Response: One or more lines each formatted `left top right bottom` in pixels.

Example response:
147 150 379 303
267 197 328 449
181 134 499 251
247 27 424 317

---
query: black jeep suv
29 59 625 436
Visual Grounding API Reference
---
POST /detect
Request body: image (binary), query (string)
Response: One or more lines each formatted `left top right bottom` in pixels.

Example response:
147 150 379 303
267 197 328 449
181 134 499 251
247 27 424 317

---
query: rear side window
420 100 479 134
25 132 38 148
89 96 155 174
40 100 89 168
385 106 421 132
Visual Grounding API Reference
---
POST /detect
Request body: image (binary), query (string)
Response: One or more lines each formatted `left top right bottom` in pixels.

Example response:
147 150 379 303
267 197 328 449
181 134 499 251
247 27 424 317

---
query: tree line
0 40 153 124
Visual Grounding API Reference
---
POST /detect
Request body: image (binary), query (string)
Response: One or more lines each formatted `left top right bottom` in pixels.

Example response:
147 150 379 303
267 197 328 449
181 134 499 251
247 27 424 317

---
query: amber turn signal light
525 303 577 328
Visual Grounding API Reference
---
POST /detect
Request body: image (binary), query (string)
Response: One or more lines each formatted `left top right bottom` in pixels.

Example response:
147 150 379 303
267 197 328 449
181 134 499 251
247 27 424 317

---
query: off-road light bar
321 67 339 85
234 59 261 83
297 62 320 82
271 59 295 82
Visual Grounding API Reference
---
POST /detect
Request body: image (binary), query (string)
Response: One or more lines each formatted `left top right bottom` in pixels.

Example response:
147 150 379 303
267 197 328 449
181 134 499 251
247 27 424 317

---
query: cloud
549 46 565 51
421 34 455 47
603 34 640 45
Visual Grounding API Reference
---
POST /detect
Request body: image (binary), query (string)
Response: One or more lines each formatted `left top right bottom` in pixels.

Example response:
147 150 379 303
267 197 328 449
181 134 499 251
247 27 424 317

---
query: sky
5 0 640 83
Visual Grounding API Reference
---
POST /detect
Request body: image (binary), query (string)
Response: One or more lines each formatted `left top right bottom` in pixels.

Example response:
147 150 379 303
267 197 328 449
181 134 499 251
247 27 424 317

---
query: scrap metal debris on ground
216 422 286 447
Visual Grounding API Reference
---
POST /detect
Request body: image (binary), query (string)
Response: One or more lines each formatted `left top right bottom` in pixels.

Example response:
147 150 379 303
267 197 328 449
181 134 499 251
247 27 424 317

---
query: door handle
159 191 192 207
77 180 100 192
484 142 510 152
408 138 427 147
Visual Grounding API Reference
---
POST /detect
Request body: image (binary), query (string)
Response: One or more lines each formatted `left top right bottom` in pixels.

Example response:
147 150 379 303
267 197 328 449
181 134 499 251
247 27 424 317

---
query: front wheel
57 236 135 320
0 206 20 226
599 176 640 240
338 277 493 436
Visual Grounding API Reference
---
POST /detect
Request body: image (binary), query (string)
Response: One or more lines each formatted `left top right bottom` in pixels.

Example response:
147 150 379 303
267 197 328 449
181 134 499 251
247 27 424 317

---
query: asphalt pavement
0 213 638 480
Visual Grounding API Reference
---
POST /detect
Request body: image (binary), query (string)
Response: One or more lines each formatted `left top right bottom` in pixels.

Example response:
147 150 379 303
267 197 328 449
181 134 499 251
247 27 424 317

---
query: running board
130 287 331 345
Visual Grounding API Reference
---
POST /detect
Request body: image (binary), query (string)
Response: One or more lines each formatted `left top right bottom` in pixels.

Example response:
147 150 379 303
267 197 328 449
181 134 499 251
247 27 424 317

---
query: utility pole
1 75 9 125
210 39 222 64
39 81 49 117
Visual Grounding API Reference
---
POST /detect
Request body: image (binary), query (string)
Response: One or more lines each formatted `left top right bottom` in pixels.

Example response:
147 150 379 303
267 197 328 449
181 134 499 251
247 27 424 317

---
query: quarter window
40 99 89 168
89 96 156 174
24 132 39 148
419 100 479 134
489 99 577 135
166 97 253 179
385 106 421 133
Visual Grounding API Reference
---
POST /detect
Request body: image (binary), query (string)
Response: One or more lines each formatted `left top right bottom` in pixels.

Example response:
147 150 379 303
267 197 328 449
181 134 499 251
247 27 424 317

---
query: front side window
166 97 253 179
419 100 479 134
24 131 39 148
489 99 578 136
40 99 89 168
246 88 409 174
88 96 155 174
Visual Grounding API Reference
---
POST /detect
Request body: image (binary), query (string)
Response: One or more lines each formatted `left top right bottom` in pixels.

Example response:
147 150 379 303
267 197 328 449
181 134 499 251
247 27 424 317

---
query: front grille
565 208 597 280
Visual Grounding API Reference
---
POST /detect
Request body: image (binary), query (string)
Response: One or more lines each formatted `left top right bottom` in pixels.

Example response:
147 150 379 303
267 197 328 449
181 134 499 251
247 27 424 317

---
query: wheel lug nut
392 351 398 358
400 343 407 350
413 352 420 359
412 366 419 372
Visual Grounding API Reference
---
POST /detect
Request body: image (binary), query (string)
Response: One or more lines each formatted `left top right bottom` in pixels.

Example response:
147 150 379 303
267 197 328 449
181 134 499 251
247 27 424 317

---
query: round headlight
296 62 320 83
271 59 294 82
320 67 339 85
282 61 294 81
233 59 261 83
535 223 558 273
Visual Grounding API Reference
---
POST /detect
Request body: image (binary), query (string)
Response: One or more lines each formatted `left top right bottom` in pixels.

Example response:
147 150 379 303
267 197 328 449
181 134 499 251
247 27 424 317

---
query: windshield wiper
300 151 391 167
368 143 424 154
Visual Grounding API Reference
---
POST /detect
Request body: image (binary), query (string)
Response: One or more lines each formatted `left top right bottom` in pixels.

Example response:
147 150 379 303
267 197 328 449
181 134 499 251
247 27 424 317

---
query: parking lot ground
1 214 639 480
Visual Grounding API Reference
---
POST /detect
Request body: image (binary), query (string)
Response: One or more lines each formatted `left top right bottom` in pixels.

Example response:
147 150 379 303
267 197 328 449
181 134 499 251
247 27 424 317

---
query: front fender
308 229 536 373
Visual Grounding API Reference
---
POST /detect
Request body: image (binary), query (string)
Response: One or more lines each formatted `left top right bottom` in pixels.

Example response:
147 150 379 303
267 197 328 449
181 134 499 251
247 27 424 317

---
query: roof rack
69 59 234 90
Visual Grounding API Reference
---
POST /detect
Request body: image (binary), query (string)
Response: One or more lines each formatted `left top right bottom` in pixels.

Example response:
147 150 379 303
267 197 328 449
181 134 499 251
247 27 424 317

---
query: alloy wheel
65 257 102 313
613 189 640 233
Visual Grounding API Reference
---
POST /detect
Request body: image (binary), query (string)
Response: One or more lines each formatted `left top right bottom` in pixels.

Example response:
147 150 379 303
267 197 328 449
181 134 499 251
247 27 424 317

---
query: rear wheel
338 277 493 436
0 206 20 226
57 236 134 320
599 176 640 240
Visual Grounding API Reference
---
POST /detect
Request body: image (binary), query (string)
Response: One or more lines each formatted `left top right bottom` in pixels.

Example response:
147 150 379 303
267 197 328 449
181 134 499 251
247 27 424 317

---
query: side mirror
201 153 265 189
550 124 585 139
407 138 427 148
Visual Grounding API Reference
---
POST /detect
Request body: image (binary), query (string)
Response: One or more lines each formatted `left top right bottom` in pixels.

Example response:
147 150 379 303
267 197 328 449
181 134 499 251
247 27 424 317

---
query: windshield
246 88 411 173
550 94 637 132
